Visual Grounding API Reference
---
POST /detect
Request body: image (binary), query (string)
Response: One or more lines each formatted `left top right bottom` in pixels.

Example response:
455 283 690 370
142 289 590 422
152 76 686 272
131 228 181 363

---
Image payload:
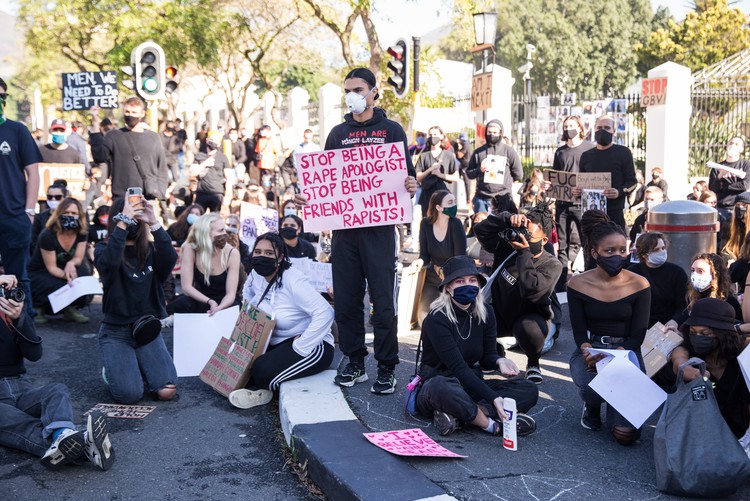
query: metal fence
510 93 646 172
689 87 750 179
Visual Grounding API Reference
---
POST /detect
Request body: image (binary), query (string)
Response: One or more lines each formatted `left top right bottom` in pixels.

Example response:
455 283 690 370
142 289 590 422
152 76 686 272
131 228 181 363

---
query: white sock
483 421 498 434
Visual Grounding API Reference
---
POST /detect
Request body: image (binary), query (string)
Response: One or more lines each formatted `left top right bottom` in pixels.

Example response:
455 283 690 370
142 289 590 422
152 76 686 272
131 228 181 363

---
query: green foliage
636 0 750 73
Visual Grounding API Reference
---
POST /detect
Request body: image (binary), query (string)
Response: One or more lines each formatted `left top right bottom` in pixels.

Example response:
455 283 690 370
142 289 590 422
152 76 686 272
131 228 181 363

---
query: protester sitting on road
0 274 115 471
29 197 92 324
30 181 67 255
627 232 687 327
671 298 750 441
280 215 316 260
226 214 252 273
687 180 707 201
167 203 204 246
567 218 651 445
414 255 538 437
94 197 178 404
474 202 563 384
167 213 241 315
665 253 742 333
411 190 466 325
229 232 334 409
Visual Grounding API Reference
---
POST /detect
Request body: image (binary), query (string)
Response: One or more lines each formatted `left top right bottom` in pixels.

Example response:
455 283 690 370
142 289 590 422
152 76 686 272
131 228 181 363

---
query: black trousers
512 314 548 367
415 375 538 422
195 192 222 213
555 203 582 285
331 225 399 367
250 338 334 391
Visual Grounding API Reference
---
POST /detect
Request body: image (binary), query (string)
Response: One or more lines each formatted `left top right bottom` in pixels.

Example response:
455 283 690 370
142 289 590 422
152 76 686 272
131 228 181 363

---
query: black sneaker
434 410 458 436
370 366 397 394
40 429 85 470
525 366 543 384
334 362 368 387
581 403 602 431
84 410 116 471
516 413 537 436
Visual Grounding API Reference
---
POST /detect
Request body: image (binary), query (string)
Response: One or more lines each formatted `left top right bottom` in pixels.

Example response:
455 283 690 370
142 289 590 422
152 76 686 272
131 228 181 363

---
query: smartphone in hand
127 187 143 212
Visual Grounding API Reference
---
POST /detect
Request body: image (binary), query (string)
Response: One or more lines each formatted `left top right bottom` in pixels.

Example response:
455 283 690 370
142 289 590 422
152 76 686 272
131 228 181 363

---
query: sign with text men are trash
295 143 413 232
61 71 119 111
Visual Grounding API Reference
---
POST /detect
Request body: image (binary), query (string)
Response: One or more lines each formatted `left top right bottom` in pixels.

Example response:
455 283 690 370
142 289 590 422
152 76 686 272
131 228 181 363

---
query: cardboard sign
239 202 278 249
577 172 611 190
200 302 275 397
84 403 156 419
38 163 86 201
640 77 667 107
363 428 466 458
62 71 118 111
295 143 412 232
641 322 683 378
544 169 577 202
471 72 493 112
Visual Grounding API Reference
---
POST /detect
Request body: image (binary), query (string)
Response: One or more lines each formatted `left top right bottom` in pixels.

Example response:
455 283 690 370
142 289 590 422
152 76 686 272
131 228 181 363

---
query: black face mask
60 215 80 231
595 254 626 277
528 239 544 256
689 334 715 356
595 129 613 146
124 115 140 128
486 134 501 145
429 136 441 147
280 227 298 240
251 256 278 277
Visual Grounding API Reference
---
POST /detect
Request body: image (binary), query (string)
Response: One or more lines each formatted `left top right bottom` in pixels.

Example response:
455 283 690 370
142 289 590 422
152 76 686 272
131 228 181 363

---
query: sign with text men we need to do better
295 143 413 232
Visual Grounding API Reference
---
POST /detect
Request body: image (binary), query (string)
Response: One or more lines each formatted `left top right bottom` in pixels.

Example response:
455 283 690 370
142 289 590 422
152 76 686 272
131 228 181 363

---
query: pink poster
295 143 413 232
363 428 467 458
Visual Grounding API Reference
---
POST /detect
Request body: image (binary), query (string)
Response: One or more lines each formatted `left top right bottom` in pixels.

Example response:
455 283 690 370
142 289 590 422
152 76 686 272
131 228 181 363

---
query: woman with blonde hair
29 197 92 324
167 212 241 315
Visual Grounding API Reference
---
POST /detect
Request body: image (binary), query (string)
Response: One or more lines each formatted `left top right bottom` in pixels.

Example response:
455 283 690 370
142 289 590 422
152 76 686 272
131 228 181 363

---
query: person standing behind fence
454 132 474 206
575 115 637 232
466 119 523 214
294 67 417 395
415 126 459 217
709 136 750 215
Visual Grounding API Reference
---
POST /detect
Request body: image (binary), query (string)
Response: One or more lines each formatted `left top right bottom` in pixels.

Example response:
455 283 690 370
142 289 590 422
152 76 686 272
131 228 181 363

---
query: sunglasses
47 194 63 201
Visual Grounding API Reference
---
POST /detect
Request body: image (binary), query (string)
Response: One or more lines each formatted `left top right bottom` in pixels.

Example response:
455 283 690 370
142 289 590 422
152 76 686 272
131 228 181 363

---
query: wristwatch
25 208 36 217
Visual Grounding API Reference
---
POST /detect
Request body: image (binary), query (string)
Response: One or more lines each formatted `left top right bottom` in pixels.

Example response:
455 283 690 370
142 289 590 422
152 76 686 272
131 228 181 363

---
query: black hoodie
466 119 523 198
324 108 415 177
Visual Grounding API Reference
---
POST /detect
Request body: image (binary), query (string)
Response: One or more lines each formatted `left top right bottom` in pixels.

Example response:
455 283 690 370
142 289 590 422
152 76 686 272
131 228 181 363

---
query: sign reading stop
640 77 668 107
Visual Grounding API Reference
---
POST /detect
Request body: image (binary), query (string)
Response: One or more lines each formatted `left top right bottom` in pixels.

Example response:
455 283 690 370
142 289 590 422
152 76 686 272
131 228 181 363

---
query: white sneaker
40 429 85 470
84 411 115 471
228 389 273 409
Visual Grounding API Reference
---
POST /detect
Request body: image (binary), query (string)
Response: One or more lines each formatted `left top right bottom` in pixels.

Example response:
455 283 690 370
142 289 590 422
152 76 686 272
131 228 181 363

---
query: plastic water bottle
502 397 518 451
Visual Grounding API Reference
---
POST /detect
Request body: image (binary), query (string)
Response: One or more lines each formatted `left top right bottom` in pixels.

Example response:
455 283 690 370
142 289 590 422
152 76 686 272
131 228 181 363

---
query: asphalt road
0 299 313 501
345 294 750 501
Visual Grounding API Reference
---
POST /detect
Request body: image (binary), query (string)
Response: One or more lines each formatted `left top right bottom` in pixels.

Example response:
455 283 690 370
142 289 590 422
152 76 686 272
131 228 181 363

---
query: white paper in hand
586 348 640 373
48 276 103 314
737 343 750 392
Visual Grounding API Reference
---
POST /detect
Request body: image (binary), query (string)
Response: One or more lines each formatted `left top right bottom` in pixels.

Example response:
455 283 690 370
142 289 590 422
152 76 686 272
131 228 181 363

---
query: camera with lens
0 285 25 303
500 226 530 243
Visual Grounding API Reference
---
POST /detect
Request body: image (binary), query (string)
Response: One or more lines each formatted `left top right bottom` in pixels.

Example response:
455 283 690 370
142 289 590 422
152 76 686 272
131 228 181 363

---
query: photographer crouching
474 202 562 383
0 275 115 470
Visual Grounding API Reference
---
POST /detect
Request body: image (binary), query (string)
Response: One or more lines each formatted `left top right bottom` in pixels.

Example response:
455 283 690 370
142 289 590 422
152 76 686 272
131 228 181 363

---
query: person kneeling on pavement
474 202 562 384
228 232 334 409
0 274 115 470
414 255 539 437
94 197 179 404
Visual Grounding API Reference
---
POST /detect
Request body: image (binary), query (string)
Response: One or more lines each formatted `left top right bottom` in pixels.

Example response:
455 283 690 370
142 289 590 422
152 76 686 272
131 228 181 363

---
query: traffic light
133 41 165 100
165 66 178 94
386 38 409 98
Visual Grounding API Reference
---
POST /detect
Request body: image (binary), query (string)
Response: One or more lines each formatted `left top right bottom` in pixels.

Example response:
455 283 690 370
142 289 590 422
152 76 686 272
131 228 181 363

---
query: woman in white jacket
229 232 334 409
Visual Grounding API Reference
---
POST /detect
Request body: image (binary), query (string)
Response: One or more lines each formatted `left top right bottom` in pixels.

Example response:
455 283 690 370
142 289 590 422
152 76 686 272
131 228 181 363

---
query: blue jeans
0 213 32 307
472 195 491 214
0 376 76 457
98 323 178 404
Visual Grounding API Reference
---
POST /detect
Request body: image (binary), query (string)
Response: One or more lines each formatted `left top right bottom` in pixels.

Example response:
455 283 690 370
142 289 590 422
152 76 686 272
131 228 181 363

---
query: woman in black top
627 232 687 327
416 255 538 437
413 190 466 324
29 197 92 324
95 197 178 404
279 215 316 260
167 213 241 315
415 126 458 217
567 219 651 445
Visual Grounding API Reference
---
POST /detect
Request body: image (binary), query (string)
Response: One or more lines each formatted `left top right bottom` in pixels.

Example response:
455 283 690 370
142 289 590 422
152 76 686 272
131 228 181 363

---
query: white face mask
647 249 667 267
728 145 741 158
344 87 375 115
47 199 61 211
691 272 712 292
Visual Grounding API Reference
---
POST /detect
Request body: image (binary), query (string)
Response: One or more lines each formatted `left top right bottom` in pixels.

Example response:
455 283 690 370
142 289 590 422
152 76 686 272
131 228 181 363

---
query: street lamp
472 12 497 74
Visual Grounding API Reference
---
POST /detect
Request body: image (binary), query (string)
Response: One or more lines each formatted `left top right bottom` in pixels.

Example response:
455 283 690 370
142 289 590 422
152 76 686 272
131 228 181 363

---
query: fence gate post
646 62 693 199
318 83 342 144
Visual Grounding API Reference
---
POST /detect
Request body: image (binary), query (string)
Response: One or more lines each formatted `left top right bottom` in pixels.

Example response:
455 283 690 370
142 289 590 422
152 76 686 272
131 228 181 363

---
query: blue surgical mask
284 207 298 217
451 285 479 305
51 132 66 145
187 213 198 225
416 137 426 147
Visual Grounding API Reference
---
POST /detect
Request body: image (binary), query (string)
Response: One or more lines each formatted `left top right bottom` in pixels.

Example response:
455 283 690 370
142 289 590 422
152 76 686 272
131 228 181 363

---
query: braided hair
580 210 625 270
525 201 554 237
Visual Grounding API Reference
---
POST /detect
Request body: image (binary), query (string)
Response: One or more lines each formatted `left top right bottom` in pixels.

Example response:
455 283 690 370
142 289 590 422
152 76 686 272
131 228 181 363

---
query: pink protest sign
363 428 467 458
295 143 413 232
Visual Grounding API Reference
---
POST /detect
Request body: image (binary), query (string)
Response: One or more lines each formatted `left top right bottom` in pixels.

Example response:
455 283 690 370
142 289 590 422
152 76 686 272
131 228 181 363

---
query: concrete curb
278 370 456 501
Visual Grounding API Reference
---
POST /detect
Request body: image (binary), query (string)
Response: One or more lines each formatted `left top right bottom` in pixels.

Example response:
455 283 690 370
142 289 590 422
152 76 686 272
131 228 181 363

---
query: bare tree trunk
358 8 382 77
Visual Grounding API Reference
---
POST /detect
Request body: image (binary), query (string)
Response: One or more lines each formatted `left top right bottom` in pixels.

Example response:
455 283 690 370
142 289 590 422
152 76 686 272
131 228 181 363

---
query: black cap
438 255 487 291
681 298 736 332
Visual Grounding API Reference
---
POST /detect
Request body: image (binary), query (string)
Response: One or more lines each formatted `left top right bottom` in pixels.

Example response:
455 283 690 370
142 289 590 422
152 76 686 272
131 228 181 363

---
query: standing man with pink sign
296 68 417 394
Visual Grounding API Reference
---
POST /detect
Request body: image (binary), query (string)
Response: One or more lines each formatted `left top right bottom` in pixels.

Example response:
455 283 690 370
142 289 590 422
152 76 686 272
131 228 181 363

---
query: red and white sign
641 77 668 107
295 143 413 232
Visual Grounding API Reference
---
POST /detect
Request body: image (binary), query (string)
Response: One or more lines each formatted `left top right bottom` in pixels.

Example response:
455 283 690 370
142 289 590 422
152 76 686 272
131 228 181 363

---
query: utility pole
412 37 421 107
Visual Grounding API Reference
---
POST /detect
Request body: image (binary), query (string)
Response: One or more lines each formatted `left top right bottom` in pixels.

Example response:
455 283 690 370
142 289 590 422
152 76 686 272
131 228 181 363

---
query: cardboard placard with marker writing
544 170 611 203
295 143 413 232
